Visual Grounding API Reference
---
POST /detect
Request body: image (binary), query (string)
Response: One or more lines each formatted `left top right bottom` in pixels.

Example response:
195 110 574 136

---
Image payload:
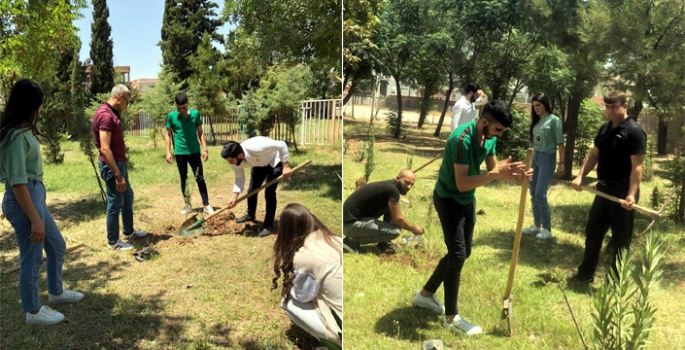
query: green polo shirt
436 119 497 205
532 113 564 153
0 129 44 186
166 109 203 155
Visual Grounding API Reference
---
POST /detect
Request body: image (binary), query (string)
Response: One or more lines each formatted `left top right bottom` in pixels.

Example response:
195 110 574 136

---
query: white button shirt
451 95 477 132
231 136 289 193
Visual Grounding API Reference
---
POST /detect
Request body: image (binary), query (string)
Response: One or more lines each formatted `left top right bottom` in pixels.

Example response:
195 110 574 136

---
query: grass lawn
343 118 685 349
0 136 341 350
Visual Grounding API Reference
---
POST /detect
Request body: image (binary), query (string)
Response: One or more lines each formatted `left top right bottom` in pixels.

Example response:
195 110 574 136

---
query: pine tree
159 0 223 89
89 0 115 95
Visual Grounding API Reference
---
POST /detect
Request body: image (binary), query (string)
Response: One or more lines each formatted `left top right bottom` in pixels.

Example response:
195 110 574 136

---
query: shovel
577 184 662 219
178 160 312 236
501 148 533 336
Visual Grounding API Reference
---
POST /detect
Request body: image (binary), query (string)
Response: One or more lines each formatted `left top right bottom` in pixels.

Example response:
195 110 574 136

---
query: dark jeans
423 191 476 316
577 182 638 279
247 162 283 229
175 153 209 205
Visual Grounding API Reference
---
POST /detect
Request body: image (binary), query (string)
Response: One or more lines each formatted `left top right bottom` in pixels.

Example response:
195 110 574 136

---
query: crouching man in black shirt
342 169 424 254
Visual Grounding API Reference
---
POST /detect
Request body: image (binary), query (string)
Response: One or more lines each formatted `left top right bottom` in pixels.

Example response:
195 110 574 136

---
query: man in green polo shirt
411 100 531 336
165 92 214 215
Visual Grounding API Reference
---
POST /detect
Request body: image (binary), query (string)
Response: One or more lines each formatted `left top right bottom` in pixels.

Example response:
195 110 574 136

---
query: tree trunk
562 91 584 180
417 80 436 129
343 80 356 105
657 115 668 155
434 71 454 137
393 74 403 138
628 100 643 121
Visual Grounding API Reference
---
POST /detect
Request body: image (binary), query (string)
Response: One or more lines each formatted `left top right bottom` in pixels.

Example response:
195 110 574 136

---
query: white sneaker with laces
108 239 134 251
123 229 148 242
181 204 193 215
443 315 483 335
536 228 553 239
412 291 445 314
26 305 64 325
204 205 215 214
522 225 541 235
49 290 84 304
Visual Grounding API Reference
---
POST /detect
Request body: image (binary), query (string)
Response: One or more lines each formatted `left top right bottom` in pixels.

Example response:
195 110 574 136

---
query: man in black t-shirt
571 90 647 283
343 169 424 254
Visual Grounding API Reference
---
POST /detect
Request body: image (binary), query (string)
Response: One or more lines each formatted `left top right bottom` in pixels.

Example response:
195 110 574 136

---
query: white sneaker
108 239 134 251
49 290 84 304
443 315 483 335
181 204 193 215
412 291 445 314
123 229 148 242
26 305 64 325
522 225 541 235
204 205 215 214
536 229 553 239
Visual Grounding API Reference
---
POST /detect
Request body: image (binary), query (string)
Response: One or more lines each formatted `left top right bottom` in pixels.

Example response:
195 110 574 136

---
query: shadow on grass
280 163 342 201
285 323 323 349
374 306 436 341
48 194 106 226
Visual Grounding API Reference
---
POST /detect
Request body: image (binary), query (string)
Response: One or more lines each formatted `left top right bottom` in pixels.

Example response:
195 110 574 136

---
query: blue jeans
423 191 476 316
530 151 556 231
99 161 134 245
2 181 66 312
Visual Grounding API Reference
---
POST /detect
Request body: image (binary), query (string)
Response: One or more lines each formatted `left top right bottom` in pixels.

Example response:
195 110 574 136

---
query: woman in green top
0 79 84 325
523 93 566 239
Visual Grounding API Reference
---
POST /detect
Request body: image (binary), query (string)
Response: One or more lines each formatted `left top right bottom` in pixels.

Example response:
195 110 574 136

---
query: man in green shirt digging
165 92 214 215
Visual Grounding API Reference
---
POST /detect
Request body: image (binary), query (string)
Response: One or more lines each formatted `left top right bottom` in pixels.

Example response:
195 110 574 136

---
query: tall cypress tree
159 0 223 89
89 0 115 95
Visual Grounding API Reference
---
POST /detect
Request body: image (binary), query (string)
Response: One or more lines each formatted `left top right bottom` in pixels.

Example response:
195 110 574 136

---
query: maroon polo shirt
92 103 127 163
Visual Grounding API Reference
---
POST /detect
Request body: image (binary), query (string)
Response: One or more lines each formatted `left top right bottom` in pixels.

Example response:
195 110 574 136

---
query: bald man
342 169 424 254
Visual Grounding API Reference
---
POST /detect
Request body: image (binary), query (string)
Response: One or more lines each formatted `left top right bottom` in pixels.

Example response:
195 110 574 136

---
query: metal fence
130 99 342 147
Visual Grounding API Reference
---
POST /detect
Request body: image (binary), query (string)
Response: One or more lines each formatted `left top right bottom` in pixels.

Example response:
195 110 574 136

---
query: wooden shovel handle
503 148 533 299
579 185 662 219
202 160 313 222
412 154 442 173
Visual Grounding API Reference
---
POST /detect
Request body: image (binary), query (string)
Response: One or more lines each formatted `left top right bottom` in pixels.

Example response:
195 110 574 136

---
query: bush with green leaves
574 100 605 166
591 230 664 350
385 110 405 138
238 88 270 138
497 105 529 162
364 130 376 183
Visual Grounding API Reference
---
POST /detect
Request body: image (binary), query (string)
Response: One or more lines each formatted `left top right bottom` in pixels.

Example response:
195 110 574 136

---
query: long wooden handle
413 154 442 173
2 243 85 274
503 148 533 298
579 185 662 219
202 160 313 222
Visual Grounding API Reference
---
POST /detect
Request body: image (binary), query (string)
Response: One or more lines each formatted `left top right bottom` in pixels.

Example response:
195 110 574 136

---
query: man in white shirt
451 83 486 132
221 136 293 237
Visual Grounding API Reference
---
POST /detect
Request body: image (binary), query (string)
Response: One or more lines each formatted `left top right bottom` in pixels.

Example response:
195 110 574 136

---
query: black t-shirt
594 117 647 181
343 180 400 225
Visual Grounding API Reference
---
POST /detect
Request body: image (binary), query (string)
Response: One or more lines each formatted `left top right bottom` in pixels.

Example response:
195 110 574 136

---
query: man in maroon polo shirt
92 84 148 251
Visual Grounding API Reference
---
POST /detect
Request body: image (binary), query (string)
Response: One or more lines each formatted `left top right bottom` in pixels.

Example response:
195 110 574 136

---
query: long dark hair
0 79 44 143
272 203 342 300
530 92 552 141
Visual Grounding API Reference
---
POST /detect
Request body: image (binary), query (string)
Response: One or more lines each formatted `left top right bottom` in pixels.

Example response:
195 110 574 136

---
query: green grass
0 136 341 349
343 118 685 349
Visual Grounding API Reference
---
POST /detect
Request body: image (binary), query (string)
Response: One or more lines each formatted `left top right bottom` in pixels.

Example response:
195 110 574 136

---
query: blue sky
73 0 232 81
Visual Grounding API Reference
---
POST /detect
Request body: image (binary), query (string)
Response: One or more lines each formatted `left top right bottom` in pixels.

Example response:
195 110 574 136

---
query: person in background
522 93 566 239
451 83 487 132
0 79 84 325
165 92 214 215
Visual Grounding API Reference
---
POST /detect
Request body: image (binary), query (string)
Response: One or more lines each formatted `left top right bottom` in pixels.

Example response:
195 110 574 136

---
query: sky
73 0 232 81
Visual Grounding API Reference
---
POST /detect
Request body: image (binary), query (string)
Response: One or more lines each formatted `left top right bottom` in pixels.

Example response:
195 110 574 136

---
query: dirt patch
202 212 261 237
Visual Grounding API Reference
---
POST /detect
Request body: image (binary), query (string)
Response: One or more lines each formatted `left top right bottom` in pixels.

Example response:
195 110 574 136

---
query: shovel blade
502 296 513 336
178 214 205 236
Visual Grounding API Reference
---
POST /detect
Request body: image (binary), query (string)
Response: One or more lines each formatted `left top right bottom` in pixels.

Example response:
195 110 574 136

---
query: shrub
497 106 529 162
574 100 605 166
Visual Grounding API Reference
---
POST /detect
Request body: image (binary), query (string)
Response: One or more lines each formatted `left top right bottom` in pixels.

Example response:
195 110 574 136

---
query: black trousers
175 153 209 205
577 182 638 278
247 162 283 229
423 191 476 316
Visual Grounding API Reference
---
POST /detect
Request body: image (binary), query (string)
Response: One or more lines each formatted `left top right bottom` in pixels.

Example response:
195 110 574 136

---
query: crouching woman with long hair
0 79 83 325
272 203 343 346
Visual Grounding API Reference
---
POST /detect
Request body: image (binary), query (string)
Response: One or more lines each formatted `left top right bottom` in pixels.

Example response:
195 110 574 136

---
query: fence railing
130 99 342 147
